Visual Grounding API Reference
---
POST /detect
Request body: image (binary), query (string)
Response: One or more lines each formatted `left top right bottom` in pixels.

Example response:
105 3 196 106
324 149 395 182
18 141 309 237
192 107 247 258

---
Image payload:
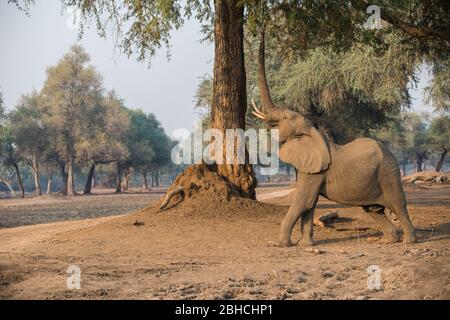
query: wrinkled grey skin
253 106 417 246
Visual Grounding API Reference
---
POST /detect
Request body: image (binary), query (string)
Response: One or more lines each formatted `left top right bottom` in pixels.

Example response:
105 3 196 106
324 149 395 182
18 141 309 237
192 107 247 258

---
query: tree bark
83 163 96 195
13 162 25 198
209 0 257 199
31 155 42 196
435 149 448 172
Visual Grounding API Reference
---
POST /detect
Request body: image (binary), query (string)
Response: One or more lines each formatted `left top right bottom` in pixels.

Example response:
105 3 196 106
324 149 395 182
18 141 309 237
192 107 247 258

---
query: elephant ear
279 128 330 174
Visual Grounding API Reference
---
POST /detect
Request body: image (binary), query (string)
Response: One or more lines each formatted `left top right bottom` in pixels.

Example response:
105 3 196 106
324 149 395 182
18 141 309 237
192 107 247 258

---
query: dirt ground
0 188 168 228
0 184 449 300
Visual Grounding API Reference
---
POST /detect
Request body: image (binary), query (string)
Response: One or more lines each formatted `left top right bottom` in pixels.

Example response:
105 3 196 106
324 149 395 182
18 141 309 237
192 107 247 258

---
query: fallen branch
157 186 184 212
402 171 450 185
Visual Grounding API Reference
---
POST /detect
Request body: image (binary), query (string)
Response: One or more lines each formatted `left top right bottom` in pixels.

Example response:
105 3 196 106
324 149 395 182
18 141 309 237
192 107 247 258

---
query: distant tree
9 91 51 195
428 115 450 171
0 124 25 197
0 92 17 196
76 91 129 194
140 114 173 188
41 45 104 196
402 113 431 172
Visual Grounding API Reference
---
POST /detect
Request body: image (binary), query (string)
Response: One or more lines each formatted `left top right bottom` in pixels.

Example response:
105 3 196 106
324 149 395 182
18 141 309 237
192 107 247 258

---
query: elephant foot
298 238 316 246
403 233 417 244
277 238 293 247
380 233 399 244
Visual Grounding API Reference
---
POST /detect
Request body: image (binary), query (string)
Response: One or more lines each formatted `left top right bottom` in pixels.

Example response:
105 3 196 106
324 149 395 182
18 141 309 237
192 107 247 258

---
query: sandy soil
0 184 449 300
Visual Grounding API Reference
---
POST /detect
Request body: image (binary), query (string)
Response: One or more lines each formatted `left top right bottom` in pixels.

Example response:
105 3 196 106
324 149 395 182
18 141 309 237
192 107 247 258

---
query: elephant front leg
279 204 303 247
299 207 316 246
278 173 323 247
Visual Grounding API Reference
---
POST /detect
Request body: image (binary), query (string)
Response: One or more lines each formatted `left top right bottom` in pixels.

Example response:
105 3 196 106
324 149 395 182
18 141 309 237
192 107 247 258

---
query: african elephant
251 101 417 246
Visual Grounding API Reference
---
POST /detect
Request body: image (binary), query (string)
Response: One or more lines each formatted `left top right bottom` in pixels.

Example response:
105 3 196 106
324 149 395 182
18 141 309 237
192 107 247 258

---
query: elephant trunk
258 28 279 121
257 28 276 114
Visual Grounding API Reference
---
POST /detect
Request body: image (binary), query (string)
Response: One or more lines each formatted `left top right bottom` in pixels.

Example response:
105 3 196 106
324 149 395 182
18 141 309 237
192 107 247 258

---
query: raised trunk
83 163 96 195
257 28 274 109
435 149 447 172
31 155 42 196
209 0 256 199
115 163 122 193
13 162 25 198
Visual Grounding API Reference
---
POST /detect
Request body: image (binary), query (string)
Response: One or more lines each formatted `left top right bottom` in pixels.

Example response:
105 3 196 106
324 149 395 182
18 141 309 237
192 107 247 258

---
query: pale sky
0 1 433 136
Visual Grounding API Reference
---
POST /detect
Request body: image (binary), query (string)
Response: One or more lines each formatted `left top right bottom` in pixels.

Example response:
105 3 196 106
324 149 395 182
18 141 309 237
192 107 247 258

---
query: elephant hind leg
380 176 417 243
384 198 417 243
362 205 399 243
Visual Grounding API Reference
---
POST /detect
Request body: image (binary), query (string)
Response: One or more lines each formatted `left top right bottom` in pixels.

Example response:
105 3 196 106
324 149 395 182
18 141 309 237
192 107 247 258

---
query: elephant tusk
251 99 264 115
251 100 267 119
252 111 265 119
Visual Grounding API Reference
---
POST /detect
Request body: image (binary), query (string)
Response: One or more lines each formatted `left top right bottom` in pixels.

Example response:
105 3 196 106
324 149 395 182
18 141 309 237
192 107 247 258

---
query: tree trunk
60 162 68 196
0 176 16 197
31 155 42 196
122 167 131 191
155 170 159 187
83 163 96 195
435 149 447 172
294 167 298 182
416 154 424 172
115 163 122 193
13 162 25 198
208 0 256 199
66 155 76 196
46 176 52 195
143 171 148 189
